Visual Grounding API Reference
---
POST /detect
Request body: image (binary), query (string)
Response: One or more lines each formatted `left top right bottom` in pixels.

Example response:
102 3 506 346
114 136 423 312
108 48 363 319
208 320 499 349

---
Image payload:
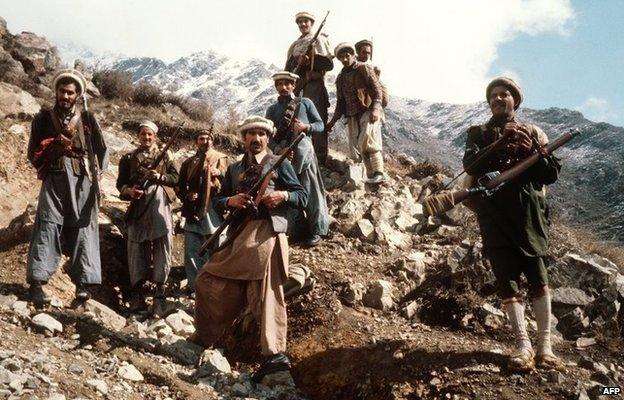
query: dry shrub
178 97 214 122
92 69 133 100
132 81 163 106
409 160 451 180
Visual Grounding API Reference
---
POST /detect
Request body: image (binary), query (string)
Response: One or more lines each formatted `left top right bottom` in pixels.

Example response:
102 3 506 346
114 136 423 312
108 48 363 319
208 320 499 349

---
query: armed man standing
327 43 385 184
285 11 333 164
192 116 307 381
265 71 329 247
27 69 108 305
116 121 179 313
463 77 564 372
176 128 229 294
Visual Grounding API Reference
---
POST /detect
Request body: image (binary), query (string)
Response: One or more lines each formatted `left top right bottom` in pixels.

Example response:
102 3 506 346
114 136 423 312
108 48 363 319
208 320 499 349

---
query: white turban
271 71 299 82
52 68 87 94
139 120 159 134
334 42 355 57
295 12 315 23
237 116 275 136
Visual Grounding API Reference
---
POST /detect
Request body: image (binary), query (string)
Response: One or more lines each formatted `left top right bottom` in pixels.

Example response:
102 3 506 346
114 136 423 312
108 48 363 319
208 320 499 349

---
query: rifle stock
198 132 306 257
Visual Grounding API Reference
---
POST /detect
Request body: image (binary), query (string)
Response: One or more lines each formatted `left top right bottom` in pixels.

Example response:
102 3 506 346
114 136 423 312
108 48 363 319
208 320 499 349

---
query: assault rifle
423 128 581 216
124 121 185 221
198 132 306 256
81 94 102 204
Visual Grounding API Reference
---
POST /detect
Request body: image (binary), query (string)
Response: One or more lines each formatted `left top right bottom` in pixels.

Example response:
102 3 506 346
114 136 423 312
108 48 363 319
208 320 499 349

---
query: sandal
535 353 566 371
508 348 535 372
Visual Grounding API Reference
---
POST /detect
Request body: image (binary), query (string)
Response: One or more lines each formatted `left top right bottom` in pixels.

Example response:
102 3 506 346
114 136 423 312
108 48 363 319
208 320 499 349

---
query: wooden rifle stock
198 132 306 256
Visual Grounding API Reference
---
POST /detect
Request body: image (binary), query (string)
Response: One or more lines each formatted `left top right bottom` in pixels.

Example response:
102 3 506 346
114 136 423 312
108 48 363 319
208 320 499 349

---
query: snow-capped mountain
59 45 624 242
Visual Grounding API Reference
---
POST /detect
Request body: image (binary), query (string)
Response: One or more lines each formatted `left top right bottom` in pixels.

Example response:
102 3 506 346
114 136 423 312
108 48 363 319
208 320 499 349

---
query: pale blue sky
1 0 621 126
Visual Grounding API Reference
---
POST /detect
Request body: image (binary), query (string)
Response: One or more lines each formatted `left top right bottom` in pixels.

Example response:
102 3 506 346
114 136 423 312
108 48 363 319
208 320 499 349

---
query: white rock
86 379 108 394
354 219 375 241
47 393 66 400
31 313 63 334
0 82 40 119
165 310 195 336
118 364 143 382
363 280 394 311
196 349 231 376
79 299 126 331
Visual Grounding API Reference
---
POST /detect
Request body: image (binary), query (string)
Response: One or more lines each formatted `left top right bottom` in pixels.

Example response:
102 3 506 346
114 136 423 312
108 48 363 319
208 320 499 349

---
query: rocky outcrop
0 82 40 118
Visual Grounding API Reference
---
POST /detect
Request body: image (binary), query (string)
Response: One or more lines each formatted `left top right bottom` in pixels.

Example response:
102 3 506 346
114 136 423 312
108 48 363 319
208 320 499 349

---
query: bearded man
463 77 563 372
27 69 108 305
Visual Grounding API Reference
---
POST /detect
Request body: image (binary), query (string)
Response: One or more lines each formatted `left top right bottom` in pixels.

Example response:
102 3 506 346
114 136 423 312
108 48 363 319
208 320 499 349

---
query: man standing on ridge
327 42 385 184
285 11 333 164
265 70 329 247
27 68 108 305
463 77 564 372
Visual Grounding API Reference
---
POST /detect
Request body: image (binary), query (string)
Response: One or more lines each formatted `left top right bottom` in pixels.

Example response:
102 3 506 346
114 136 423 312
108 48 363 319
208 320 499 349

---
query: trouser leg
127 240 149 287
152 233 172 285
346 117 362 162
184 230 208 290
27 218 62 284
193 270 246 347
64 216 102 285
358 111 384 176
532 289 553 356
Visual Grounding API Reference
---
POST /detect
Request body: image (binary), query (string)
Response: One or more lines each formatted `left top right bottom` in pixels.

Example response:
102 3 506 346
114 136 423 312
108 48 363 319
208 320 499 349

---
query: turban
52 69 86 95
139 120 159 134
271 71 299 82
238 116 275 136
486 77 523 110
295 12 315 23
354 39 373 51
334 42 355 57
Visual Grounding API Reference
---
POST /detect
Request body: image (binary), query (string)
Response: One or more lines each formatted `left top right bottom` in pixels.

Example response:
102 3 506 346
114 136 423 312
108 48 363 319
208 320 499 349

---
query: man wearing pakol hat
176 128 229 294
192 116 307 381
355 39 380 76
327 42 385 184
462 77 563 372
285 11 334 164
27 68 109 305
116 120 179 313
265 70 329 247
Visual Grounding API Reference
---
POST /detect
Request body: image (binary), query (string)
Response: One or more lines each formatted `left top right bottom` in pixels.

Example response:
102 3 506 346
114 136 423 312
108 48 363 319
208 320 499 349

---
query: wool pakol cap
486 77 523 110
238 116 275 136
52 68 87 94
272 71 299 82
295 12 315 23
334 42 356 57
139 120 159 134
355 39 373 50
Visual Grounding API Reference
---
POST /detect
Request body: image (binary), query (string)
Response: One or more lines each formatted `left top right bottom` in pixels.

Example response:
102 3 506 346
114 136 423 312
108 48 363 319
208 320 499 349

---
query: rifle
198 132 306 256
193 123 215 222
293 11 330 93
423 128 581 216
124 121 185 221
81 94 102 204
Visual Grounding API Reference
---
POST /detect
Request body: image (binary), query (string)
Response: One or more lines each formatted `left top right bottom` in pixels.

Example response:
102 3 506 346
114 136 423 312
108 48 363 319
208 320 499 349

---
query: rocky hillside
60 45 624 242
1 15 623 400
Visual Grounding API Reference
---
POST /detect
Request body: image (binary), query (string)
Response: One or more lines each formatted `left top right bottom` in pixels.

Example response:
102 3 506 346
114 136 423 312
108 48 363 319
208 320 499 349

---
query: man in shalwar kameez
265 70 329 247
116 121 179 312
285 11 334 164
192 116 307 381
27 69 109 305
176 129 229 293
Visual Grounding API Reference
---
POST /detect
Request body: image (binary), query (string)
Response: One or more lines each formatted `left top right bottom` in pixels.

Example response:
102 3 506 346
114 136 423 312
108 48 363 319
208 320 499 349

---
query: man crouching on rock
27 69 108 306
463 77 564 372
191 116 307 382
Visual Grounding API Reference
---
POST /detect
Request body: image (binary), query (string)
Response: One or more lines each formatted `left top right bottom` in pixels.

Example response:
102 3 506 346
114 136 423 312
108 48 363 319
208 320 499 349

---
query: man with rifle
176 127 229 294
327 43 385 184
265 70 328 247
285 11 333 164
462 77 564 372
192 116 307 381
27 69 108 305
116 120 179 313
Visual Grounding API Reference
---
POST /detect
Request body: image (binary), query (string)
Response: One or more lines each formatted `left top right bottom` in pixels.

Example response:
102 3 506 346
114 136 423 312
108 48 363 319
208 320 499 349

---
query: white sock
504 300 532 353
532 293 553 356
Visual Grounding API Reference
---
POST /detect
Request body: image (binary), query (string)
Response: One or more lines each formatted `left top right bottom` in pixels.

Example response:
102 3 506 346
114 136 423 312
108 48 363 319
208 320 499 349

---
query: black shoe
304 235 321 247
75 284 91 302
29 282 51 306
128 293 147 313
252 353 291 383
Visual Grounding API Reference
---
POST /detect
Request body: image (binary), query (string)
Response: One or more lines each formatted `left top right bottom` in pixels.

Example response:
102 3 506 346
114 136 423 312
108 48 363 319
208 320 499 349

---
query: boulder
165 310 195 336
354 219 375 241
79 299 126 331
31 313 63 335
7 31 62 77
551 287 595 308
548 253 617 295
0 47 28 85
345 164 366 191
363 280 394 311
0 16 7 38
0 82 40 119
195 349 231 376
337 197 370 233
0 203 37 250
557 307 590 339
118 364 143 381
341 282 364 305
